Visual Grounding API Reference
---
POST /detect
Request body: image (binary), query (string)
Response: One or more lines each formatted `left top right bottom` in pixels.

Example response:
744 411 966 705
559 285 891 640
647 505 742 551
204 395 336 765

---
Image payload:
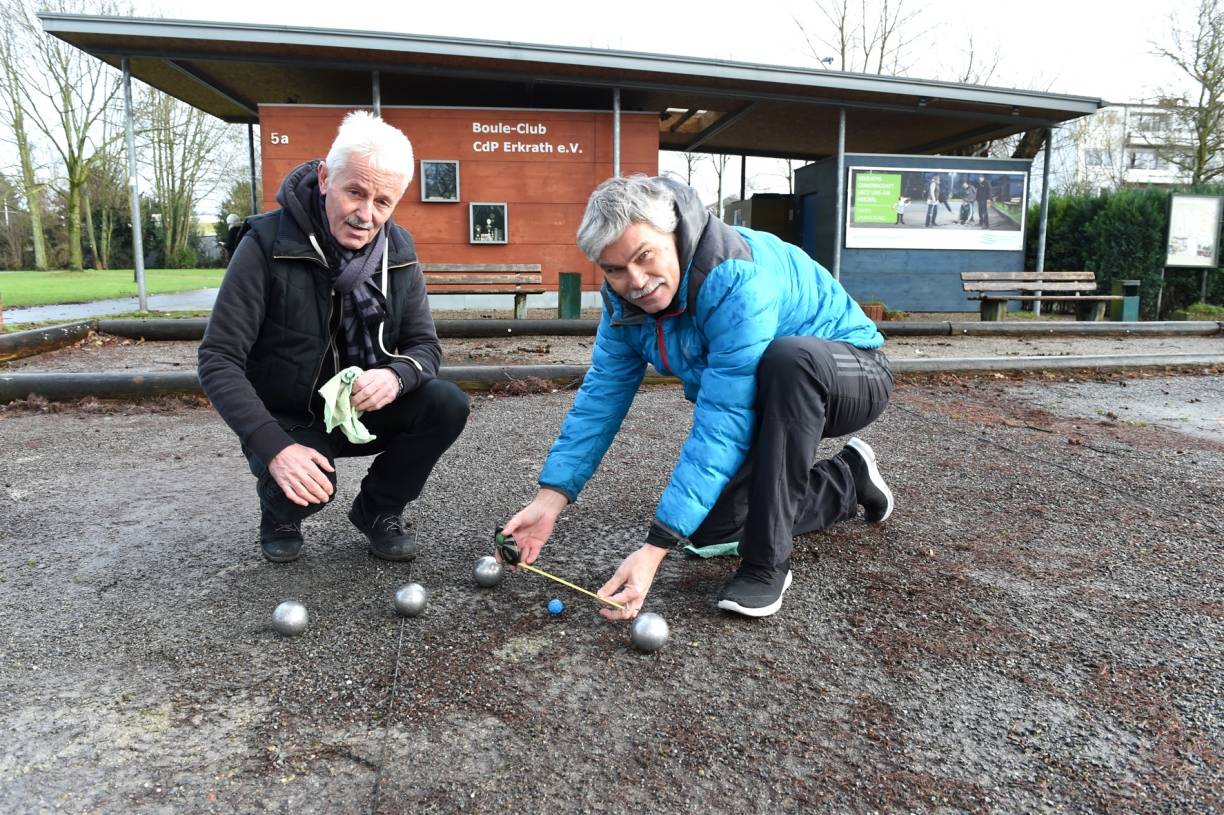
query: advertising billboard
845 166 1028 251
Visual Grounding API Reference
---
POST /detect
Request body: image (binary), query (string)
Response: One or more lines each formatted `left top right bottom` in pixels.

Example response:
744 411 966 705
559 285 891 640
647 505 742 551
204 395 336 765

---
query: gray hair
325 110 414 192
576 175 679 260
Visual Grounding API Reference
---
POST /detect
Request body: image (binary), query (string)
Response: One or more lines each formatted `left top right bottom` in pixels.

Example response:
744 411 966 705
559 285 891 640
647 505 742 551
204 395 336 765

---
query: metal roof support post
740 154 746 200
122 57 147 311
1033 126 1053 316
372 70 381 116
612 87 621 177
247 123 259 214
832 107 846 281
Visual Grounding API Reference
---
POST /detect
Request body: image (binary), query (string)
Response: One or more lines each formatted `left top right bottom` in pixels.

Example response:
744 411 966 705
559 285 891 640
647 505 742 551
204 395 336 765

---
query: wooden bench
960 271 1123 321
421 263 545 319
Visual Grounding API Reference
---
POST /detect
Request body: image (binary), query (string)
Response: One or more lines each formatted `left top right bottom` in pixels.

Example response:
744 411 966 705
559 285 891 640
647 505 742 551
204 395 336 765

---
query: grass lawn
0 269 224 308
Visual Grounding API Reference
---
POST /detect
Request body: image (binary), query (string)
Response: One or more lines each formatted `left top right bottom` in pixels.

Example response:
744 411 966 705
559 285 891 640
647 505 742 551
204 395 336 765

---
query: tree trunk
83 191 102 269
15 119 46 270
66 183 83 271
99 207 111 270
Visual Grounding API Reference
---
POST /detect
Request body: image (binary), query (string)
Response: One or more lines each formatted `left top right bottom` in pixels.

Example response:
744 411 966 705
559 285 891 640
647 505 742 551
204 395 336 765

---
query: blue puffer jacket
538 178 883 538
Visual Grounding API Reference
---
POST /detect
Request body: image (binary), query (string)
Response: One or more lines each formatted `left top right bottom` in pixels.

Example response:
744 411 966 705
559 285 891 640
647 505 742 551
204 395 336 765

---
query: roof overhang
40 13 1106 160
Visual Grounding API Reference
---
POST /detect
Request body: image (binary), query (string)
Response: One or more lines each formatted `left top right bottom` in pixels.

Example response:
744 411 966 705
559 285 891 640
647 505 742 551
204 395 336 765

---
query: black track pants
690 337 893 569
247 378 470 524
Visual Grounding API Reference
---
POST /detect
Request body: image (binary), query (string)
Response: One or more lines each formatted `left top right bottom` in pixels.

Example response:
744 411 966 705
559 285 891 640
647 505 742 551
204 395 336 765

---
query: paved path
2 288 220 324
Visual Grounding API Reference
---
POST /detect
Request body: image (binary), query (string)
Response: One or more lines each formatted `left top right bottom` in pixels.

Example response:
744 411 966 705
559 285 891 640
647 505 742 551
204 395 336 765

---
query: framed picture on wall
420 160 460 202
470 203 508 244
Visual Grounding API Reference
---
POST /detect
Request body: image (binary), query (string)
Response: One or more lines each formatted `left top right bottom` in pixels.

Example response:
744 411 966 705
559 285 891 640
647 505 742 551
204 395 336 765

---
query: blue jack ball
547 598 564 615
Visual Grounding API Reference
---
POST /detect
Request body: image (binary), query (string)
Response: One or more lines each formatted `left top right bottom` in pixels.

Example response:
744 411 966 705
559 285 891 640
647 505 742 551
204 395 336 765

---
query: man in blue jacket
503 175 894 618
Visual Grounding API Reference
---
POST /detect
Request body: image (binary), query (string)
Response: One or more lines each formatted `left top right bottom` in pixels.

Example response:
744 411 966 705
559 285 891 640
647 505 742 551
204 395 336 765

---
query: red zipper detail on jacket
654 308 683 376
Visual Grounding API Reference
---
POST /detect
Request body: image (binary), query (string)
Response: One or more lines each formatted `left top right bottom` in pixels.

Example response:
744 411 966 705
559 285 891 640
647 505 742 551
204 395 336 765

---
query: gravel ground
0 343 1221 811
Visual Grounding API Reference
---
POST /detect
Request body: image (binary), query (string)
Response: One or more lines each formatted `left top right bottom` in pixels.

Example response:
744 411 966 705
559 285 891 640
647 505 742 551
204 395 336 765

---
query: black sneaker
842 437 894 523
348 502 419 562
259 515 303 563
716 560 793 618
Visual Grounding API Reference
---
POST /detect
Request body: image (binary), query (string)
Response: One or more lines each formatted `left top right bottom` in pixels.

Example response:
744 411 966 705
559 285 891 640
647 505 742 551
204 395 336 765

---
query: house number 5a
270 133 290 145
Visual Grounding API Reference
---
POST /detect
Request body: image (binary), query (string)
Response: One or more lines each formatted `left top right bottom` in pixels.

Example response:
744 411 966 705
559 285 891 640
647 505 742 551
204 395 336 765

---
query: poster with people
845 166 1028 251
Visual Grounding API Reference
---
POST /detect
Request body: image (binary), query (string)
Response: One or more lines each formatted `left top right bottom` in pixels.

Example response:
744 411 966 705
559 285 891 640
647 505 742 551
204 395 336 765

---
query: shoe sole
368 545 418 562
261 545 302 564
716 570 793 618
847 437 894 523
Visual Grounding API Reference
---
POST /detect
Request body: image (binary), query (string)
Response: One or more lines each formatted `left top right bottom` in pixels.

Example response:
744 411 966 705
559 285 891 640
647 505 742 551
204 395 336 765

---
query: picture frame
420 159 460 203
469 202 508 244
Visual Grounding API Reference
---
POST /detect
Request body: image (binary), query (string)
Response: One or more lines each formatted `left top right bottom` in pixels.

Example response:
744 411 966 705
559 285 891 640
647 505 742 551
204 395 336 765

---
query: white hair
325 110 414 192
225 213 239 227
576 175 679 261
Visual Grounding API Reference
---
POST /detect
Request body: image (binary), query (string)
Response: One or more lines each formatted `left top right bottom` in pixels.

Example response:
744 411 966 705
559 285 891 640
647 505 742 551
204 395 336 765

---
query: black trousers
690 337 893 569
246 379 470 525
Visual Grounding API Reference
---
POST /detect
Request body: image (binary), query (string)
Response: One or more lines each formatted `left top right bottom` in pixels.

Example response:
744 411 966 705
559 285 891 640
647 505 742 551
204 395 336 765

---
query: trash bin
1110 279 1141 321
557 272 582 319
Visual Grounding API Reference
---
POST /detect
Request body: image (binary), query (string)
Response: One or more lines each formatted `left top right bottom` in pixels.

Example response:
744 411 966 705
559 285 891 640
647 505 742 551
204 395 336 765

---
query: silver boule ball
394 582 428 617
271 600 308 636
473 555 504 588
630 612 669 653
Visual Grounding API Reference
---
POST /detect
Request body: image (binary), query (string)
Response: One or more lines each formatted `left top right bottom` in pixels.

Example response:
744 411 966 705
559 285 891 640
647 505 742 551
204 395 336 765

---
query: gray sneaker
716 560 793 618
842 437 894 523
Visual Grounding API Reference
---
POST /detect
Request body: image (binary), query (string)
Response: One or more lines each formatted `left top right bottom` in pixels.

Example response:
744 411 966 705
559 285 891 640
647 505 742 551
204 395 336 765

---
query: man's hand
597 544 669 621
351 368 400 412
268 443 335 507
501 489 569 565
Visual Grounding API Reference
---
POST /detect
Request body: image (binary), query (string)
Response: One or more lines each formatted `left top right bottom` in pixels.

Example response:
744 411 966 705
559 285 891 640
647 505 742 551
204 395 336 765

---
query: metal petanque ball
630 612 669 653
271 600 308 636
473 555 504 588
394 583 428 617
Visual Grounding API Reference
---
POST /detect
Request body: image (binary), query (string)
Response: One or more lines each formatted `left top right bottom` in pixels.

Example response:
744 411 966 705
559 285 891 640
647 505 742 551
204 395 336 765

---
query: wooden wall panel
258 105 659 291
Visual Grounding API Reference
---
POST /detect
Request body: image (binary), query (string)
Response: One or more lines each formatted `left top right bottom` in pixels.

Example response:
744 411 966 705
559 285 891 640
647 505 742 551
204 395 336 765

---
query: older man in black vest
199 111 469 563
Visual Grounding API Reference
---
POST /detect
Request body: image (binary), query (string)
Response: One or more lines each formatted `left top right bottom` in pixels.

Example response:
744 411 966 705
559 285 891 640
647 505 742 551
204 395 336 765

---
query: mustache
628 278 665 300
344 214 375 230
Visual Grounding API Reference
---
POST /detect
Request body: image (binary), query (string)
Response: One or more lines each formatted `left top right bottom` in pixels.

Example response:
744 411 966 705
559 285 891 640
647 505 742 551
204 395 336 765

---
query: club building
41 15 1105 312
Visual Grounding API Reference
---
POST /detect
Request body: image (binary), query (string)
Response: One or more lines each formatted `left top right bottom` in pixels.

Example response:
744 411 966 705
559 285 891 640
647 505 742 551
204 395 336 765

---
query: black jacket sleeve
381 259 442 396
197 233 295 466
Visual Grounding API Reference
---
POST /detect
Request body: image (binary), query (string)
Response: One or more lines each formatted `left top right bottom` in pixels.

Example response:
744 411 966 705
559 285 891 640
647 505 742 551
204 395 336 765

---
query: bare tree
5 0 127 271
0 18 48 269
793 0 925 75
678 152 703 185
141 88 239 266
749 159 805 195
704 153 732 219
82 126 128 270
1151 0 1224 185
948 34 1000 86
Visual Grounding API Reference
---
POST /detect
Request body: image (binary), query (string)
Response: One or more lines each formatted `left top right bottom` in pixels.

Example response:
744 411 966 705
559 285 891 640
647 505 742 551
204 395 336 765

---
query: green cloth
683 541 740 558
318 366 376 444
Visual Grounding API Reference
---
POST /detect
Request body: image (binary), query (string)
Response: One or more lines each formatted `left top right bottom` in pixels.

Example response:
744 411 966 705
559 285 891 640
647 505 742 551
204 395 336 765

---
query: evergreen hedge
1027 187 1224 319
